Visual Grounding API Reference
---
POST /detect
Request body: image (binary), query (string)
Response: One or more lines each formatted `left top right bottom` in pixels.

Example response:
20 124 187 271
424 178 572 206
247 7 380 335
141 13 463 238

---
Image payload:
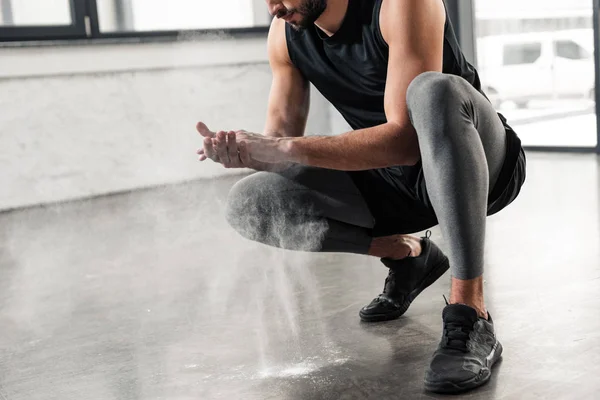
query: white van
477 29 595 108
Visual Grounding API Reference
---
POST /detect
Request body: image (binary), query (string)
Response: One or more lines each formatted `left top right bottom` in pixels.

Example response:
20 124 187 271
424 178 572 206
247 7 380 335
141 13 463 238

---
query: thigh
348 168 439 237
229 164 375 229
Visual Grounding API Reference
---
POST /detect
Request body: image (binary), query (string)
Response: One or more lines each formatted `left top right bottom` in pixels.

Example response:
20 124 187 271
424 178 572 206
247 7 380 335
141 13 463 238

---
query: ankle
450 299 488 319
450 276 488 319
368 235 422 260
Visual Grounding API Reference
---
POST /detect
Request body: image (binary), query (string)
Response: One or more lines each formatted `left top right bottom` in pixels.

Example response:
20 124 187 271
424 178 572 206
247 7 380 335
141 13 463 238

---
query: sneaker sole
424 340 504 394
359 257 450 323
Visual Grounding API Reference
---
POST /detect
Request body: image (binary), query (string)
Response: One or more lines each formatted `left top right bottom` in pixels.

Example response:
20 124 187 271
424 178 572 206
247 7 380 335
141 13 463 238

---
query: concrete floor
1 153 599 400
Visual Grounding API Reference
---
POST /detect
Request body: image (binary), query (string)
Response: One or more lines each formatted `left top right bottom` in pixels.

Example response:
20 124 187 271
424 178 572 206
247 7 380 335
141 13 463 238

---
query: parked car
477 29 595 109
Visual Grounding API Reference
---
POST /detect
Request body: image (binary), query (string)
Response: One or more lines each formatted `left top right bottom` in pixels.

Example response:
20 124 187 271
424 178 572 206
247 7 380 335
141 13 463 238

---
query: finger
212 138 221 162
196 122 216 139
204 137 218 162
226 131 240 167
238 141 252 166
235 130 247 141
215 131 230 166
197 147 207 162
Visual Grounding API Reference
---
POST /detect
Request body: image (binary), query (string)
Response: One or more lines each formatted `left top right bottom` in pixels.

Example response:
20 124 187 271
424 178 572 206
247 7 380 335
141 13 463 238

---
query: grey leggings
226 72 508 280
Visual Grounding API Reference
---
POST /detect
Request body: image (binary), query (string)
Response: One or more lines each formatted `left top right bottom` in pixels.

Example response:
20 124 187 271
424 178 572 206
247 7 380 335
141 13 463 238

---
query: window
555 40 591 60
503 42 542 66
0 0 72 26
0 0 270 42
96 0 266 33
475 0 597 149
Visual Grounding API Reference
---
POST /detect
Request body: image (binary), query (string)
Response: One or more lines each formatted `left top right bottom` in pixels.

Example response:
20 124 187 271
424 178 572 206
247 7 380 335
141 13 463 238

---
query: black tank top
285 0 525 221
285 0 487 129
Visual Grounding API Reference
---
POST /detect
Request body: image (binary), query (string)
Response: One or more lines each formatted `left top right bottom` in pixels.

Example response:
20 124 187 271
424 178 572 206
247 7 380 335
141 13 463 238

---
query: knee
225 172 278 240
406 72 468 113
225 171 327 251
406 72 473 144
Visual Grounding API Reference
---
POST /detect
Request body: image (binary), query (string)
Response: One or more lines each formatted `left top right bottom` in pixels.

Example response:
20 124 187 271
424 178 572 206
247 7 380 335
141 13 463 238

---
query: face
266 0 328 30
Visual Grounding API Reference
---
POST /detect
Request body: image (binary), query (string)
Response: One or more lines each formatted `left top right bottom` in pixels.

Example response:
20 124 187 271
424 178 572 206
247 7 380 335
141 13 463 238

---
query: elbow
403 135 421 165
388 122 421 166
402 150 421 166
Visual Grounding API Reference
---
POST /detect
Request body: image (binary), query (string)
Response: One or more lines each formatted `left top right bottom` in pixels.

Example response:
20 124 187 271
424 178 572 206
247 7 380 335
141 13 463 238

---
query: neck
314 0 349 36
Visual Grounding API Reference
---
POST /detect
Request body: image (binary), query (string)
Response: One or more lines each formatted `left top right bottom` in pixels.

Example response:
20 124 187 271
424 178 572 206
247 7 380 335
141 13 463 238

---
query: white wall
252 0 272 26
0 37 333 211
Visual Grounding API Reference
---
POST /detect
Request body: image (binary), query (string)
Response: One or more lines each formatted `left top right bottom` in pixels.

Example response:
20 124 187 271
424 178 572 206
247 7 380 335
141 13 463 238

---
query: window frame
0 0 87 41
0 0 270 43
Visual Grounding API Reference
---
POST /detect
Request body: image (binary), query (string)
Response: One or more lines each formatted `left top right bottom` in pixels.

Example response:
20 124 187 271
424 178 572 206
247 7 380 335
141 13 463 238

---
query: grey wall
0 39 332 211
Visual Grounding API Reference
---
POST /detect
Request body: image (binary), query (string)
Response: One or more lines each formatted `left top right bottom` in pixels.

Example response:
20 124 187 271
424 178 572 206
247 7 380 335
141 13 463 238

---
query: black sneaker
424 304 503 394
359 232 450 322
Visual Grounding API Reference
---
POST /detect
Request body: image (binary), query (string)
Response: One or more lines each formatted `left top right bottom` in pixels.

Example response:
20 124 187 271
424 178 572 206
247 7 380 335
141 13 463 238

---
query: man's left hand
196 121 291 167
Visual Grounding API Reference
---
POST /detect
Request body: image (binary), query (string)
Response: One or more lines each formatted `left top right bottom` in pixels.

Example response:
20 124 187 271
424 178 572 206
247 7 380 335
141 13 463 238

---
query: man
196 0 526 394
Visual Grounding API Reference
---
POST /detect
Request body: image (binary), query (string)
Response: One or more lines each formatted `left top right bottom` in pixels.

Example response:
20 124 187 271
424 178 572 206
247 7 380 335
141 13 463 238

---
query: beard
288 0 328 30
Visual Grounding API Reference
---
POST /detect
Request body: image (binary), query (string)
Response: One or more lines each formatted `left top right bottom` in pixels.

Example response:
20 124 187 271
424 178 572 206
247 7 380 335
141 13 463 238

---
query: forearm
264 115 307 139
255 116 306 171
283 122 420 171
248 128 295 172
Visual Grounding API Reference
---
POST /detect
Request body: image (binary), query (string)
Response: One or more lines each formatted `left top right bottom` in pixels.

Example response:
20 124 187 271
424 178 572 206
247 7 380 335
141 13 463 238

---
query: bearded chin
295 0 327 30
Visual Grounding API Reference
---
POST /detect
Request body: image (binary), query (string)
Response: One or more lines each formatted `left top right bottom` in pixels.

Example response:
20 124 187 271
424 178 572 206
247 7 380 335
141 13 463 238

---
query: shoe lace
443 320 474 352
381 269 396 295
379 245 414 298
440 296 476 352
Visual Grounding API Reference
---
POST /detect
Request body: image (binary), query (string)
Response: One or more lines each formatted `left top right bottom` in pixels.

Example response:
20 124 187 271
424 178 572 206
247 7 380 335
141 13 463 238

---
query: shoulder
267 17 293 66
379 0 446 44
267 18 291 64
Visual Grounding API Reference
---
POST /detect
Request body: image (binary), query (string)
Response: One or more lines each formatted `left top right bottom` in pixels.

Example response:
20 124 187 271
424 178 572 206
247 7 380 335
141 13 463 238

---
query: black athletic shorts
348 123 527 237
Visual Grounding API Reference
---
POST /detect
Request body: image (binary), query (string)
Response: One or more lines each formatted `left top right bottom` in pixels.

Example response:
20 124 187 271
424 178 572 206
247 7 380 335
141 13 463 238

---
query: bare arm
197 19 310 171
280 0 446 170
264 18 311 138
